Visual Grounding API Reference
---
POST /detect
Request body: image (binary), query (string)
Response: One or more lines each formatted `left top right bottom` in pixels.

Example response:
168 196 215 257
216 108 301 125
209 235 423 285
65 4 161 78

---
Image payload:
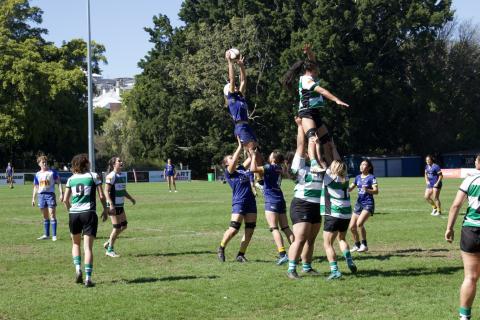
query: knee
350 224 357 232
229 221 241 234
120 220 128 231
245 222 256 232
281 225 291 233
465 273 480 283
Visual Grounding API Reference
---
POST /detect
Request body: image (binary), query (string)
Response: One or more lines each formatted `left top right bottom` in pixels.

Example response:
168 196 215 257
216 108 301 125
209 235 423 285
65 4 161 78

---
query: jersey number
76 184 85 197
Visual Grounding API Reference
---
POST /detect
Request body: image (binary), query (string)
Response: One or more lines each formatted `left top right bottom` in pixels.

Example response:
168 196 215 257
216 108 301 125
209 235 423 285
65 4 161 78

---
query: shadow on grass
353 266 463 278
341 248 451 262
112 275 219 284
134 250 214 257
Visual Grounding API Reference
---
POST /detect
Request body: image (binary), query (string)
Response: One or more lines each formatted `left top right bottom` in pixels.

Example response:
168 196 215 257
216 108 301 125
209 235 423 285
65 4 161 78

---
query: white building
93 76 135 111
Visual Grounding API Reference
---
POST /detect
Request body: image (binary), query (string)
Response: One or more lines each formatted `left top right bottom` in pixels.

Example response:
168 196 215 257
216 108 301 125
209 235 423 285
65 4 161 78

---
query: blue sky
30 0 480 79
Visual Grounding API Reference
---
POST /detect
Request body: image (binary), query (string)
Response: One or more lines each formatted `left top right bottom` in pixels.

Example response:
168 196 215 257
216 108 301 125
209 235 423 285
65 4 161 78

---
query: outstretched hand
336 99 350 108
236 55 245 67
225 50 233 61
303 43 313 55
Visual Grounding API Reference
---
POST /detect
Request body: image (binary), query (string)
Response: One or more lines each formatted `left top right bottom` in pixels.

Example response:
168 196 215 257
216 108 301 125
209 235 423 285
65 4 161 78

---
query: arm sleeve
291 154 305 174
92 172 102 186
33 174 39 186
459 176 475 193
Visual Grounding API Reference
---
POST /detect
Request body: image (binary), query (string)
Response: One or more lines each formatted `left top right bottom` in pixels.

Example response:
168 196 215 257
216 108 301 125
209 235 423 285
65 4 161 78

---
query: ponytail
282 59 318 92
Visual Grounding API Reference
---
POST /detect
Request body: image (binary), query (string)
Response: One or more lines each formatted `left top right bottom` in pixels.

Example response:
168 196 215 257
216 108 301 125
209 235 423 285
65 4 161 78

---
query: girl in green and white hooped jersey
63 154 107 287
445 155 480 320
103 156 136 258
321 160 357 280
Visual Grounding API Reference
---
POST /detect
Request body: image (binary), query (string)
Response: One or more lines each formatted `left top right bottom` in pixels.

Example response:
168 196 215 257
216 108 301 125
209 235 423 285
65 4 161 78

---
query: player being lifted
32 155 63 241
217 137 257 263
103 156 136 258
282 44 349 172
63 154 107 287
224 49 263 189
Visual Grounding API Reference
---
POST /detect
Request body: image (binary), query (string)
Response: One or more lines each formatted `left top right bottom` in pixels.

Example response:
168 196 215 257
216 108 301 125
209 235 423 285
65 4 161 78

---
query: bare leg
265 211 285 251
433 187 442 213
460 252 480 317
238 213 257 255
279 214 294 244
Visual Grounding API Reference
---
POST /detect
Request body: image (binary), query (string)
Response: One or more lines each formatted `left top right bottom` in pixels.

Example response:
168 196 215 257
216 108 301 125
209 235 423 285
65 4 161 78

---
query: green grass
0 178 470 319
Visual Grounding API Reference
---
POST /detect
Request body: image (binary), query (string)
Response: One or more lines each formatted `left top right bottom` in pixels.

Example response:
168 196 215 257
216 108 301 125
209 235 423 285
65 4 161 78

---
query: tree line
2 0 480 176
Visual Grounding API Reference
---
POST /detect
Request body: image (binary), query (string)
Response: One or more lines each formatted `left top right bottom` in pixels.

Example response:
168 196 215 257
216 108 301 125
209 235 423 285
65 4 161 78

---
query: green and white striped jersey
66 172 102 214
460 173 480 227
321 170 352 219
291 154 323 203
298 75 325 111
105 171 127 207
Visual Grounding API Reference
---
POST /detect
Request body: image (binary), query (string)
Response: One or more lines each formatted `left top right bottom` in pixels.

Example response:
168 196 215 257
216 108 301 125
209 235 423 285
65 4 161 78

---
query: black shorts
460 226 480 253
109 207 125 216
69 211 98 237
323 215 350 233
298 108 323 128
290 198 321 225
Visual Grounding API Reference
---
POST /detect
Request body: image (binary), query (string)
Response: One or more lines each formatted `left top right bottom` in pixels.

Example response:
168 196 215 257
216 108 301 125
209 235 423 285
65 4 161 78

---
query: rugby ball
228 48 240 60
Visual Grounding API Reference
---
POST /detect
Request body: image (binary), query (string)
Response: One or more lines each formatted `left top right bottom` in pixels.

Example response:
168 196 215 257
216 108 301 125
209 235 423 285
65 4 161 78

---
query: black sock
237 251 245 257
361 240 368 246
355 241 361 248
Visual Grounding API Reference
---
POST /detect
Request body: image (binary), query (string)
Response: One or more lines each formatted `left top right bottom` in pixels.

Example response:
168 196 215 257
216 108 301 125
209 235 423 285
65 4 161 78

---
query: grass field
0 177 471 319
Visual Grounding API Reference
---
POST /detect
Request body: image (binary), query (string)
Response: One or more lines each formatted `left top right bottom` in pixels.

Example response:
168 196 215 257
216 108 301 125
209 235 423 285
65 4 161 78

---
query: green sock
302 262 312 271
343 250 354 265
73 256 81 272
108 245 114 252
85 264 93 280
329 261 338 272
310 159 318 167
459 307 471 319
288 260 297 272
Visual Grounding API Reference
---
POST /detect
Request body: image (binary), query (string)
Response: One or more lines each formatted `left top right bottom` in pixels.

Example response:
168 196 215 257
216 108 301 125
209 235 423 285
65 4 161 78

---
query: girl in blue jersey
349 160 378 253
424 155 443 216
286 117 324 279
282 44 349 172
6 162 14 189
250 150 294 265
164 158 177 192
217 137 257 263
32 155 63 241
224 53 257 151
224 52 264 189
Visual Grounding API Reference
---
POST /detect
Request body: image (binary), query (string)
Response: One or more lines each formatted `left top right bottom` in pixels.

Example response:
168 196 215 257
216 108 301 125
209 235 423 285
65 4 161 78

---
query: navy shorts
234 123 257 144
166 172 175 177
323 215 350 233
265 200 286 214
232 202 257 215
354 201 374 215
426 181 442 189
38 193 56 209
